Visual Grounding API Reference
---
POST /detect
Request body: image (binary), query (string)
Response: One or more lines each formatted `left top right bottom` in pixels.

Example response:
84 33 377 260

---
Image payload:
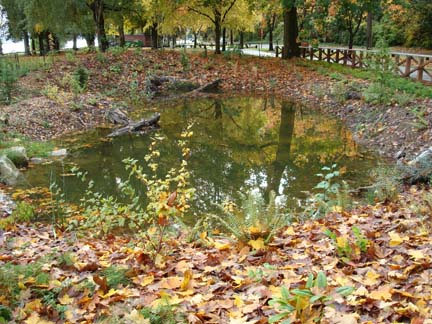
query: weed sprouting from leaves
269 271 354 323
324 226 370 263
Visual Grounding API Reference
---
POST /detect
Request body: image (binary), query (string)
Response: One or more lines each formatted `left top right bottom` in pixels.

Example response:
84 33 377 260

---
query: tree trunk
230 30 233 45
45 32 51 52
90 0 108 52
193 32 197 48
53 34 60 51
222 27 226 51
172 35 176 48
38 33 45 56
31 37 36 55
85 34 95 47
72 34 78 51
151 23 158 49
366 11 373 49
23 31 30 55
0 40 3 55
118 18 125 47
239 31 244 49
269 28 274 51
348 32 354 50
282 6 300 59
214 11 222 54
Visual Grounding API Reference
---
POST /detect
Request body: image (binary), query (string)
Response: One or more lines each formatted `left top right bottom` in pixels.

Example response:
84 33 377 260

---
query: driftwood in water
107 113 160 137
399 147 432 184
192 79 221 93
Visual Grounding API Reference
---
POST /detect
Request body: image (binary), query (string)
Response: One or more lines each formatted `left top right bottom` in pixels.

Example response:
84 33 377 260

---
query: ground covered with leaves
0 186 431 323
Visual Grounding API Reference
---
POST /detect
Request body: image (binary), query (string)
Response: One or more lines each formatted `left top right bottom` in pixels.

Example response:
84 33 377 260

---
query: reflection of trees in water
264 100 295 202
23 96 379 218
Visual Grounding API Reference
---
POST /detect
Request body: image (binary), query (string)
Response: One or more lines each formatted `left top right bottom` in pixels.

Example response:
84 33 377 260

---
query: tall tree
282 0 300 59
184 0 239 54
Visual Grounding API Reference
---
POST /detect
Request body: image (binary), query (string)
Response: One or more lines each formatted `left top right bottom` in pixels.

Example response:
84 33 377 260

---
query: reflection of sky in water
22 96 382 220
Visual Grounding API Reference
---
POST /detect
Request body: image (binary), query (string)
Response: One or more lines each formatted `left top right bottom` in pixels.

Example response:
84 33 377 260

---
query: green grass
0 132 54 157
302 60 432 99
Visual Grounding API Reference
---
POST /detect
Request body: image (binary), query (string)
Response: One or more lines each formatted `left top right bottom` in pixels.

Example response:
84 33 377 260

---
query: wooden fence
275 46 432 84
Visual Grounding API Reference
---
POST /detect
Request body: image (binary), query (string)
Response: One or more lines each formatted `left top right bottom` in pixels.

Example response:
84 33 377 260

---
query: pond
23 96 381 220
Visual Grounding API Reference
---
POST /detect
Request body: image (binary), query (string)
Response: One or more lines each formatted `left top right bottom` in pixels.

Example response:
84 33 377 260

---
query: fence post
309 47 313 61
327 49 331 63
418 57 424 81
405 56 412 77
351 50 356 68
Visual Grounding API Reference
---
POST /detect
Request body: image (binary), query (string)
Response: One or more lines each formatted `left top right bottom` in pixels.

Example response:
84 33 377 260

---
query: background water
23 96 381 219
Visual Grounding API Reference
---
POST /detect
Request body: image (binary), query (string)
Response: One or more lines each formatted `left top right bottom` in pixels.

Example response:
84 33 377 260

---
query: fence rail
275 46 432 84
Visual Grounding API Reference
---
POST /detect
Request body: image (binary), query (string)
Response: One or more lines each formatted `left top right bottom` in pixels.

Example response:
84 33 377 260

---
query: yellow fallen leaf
100 288 118 299
58 294 74 305
180 269 193 291
407 249 426 261
151 292 182 307
139 275 154 287
23 299 43 312
160 276 182 289
369 286 392 301
124 309 150 324
214 241 231 251
284 226 295 236
388 231 407 246
248 238 266 250
234 295 244 308
363 270 381 286
24 313 55 324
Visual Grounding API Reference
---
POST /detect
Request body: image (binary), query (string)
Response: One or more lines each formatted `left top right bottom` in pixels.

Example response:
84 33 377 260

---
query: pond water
23 96 380 219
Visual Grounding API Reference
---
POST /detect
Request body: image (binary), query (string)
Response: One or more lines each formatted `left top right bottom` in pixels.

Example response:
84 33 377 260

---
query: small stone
51 149 68 157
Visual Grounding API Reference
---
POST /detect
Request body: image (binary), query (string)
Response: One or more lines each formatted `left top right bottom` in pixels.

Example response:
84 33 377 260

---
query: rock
0 156 21 186
0 146 28 168
51 149 67 157
0 191 15 216
30 157 46 164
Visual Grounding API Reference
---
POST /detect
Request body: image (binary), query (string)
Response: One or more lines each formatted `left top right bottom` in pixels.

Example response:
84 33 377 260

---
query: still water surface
23 96 380 218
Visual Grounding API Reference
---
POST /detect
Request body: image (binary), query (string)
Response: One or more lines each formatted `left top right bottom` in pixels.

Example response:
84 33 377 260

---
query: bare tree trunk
366 11 373 49
239 31 244 49
90 0 108 52
118 17 125 47
23 31 30 55
0 40 3 55
72 34 78 50
222 27 226 51
85 34 95 47
230 30 233 45
38 33 45 56
214 18 222 54
282 6 300 59
193 32 198 48
31 37 36 55
151 23 158 49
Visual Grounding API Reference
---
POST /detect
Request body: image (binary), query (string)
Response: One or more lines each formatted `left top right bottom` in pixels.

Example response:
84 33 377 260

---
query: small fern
211 191 290 243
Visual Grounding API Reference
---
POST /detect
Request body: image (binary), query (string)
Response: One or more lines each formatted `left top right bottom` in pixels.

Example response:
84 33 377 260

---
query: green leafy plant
211 191 290 244
73 66 89 90
11 201 35 223
324 226 370 263
101 266 130 288
301 164 350 219
269 271 354 323
140 304 186 324
74 129 195 258
366 166 400 203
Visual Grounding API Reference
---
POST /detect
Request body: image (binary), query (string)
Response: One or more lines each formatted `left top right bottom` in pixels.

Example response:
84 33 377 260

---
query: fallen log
107 113 160 137
193 79 221 93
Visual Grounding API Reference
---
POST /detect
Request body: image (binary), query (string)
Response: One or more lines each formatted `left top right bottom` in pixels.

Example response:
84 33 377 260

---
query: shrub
73 66 89 90
0 60 18 104
211 191 290 245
